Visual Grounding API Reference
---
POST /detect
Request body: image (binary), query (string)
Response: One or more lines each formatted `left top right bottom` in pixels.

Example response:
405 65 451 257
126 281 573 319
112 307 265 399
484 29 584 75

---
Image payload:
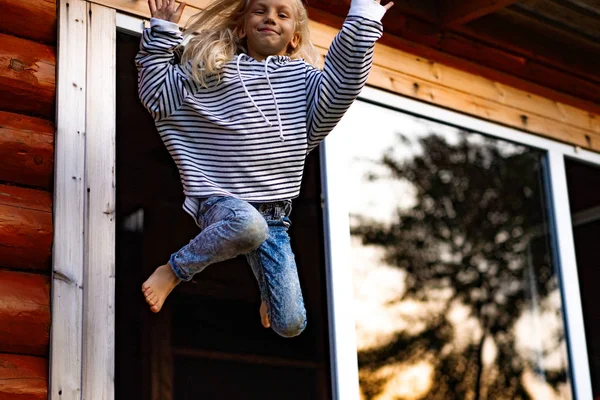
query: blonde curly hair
180 0 321 88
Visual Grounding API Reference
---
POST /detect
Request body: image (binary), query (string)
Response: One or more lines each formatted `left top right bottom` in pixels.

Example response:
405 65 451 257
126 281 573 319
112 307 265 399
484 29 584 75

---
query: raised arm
305 0 392 153
135 0 190 121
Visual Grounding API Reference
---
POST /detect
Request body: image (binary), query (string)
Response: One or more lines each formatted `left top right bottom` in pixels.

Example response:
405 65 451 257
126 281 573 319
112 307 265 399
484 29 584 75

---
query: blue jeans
169 196 307 338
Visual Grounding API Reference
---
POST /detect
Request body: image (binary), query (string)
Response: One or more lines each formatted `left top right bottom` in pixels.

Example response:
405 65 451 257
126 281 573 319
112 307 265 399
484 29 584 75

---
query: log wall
0 0 56 398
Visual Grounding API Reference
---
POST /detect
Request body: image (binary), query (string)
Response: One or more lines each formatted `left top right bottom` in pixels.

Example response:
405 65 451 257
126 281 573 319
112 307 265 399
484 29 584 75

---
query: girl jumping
138 0 393 338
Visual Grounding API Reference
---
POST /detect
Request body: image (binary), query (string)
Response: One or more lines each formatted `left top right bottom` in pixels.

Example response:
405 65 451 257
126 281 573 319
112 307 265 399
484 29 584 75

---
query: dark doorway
565 157 600 398
115 30 332 400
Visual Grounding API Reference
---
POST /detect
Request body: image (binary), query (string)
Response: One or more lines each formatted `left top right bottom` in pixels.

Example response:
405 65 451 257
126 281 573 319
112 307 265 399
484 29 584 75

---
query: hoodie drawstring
236 54 285 141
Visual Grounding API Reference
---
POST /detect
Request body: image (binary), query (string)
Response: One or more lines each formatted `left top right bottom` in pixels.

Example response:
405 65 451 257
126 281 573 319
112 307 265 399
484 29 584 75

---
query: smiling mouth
258 28 278 34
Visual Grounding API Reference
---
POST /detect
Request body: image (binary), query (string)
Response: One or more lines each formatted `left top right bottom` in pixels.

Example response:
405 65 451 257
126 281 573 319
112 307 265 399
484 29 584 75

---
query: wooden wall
0 0 56 398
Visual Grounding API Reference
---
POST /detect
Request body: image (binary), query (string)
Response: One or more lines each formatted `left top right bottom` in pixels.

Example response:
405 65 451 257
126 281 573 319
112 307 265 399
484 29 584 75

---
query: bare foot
260 301 270 328
141 263 181 313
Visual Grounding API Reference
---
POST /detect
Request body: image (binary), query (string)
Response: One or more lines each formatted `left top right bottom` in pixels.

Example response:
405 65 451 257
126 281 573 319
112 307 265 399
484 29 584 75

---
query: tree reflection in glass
338 102 572 400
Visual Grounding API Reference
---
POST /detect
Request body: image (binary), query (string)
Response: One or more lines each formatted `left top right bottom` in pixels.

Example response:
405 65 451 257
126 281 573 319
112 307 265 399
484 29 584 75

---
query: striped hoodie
135 0 385 226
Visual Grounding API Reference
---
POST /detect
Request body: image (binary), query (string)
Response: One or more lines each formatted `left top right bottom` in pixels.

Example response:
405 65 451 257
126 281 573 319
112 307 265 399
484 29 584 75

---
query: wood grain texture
0 33 56 120
0 0 57 44
51 0 87 398
0 270 50 356
0 184 52 271
0 354 47 400
82 4 117 400
0 111 54 189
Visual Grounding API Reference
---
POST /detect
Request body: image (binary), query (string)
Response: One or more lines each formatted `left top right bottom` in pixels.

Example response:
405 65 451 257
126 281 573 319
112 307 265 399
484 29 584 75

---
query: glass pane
335 100 573 399
565 158 600 397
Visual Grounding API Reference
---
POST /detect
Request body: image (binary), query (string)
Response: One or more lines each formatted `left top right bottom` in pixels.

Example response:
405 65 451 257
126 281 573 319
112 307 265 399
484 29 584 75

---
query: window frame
321 85 600 400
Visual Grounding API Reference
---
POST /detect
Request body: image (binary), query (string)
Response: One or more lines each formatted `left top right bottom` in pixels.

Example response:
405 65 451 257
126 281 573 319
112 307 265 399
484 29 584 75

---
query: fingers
148 0 156 15
174 1 186 20
384 1 394 11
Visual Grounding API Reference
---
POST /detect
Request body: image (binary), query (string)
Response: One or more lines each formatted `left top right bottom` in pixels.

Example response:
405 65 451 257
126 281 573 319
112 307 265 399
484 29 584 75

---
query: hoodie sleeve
135 18 191 121
305 0 385 153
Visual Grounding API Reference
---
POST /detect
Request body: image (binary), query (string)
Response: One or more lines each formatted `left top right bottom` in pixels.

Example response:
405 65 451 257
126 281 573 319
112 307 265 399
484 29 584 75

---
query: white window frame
322 85 600 400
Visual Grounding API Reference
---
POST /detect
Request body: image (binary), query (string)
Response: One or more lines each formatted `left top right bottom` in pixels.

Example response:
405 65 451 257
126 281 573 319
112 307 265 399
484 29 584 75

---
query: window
323 87 600 400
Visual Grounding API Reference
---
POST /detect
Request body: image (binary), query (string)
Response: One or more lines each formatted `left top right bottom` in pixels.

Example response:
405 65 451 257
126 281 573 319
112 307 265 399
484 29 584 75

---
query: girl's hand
148 0 186 23
375 0 394 12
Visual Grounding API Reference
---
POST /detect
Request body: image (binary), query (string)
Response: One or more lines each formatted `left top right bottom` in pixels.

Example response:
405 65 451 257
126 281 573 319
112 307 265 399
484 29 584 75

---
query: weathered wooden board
0 354 48 400
0 0 57 44
0 184 52 271
0 111 54 189
0 33 56 120
51 0 87 398
0 270 50 356
81 4 117 400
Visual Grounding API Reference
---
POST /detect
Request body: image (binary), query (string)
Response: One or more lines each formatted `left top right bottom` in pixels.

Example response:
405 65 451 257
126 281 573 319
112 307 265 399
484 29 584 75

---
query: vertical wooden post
52 1 117 399
83 3 117 400
51 0 87 398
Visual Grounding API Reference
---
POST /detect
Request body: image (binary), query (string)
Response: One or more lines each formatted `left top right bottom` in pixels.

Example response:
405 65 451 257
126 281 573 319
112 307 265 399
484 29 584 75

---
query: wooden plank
435 33 600 103
0 353 47 400
439 0 520 26
0 33 56 120
0 270 50 356
309 20 600 136
0 185 52 271
0 111 54 189
51 0 87 398
0 0 57 44
461 8 600 85
81 3 116 400
513 0 600 41
89 0 202 27
363 60 600 150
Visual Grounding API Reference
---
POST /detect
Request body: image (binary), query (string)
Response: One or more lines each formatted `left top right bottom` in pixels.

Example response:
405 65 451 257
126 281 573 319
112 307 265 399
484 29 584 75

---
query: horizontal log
0 270 50 356
0 33 56 120
0 0 57 44
0 111 54 189
0 353 47 400
0 185 52 272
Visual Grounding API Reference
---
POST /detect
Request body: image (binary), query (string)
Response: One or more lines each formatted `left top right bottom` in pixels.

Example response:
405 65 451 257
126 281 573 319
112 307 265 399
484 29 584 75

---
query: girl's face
240 0 300 61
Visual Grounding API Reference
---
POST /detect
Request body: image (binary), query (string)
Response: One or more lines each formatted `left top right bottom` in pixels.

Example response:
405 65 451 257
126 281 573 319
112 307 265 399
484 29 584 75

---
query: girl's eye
255 10 264 14
278 13 288 18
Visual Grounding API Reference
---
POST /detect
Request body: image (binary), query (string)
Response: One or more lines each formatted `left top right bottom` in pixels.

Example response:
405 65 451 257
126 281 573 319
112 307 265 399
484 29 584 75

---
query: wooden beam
0 270 50 357
458 8 600 86
0 33 56 120
0 111 54 189
51 0 87 398
0 353 48 400
439 0 520 26
0 184 52 272
0 0 57 44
